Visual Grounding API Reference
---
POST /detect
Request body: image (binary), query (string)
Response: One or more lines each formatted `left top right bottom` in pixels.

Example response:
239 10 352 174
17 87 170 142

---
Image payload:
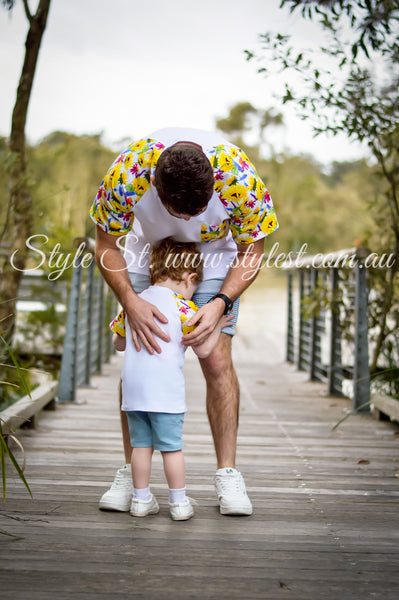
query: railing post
286 272 295 363
58 263 82 403
80 259 95 386
58 236 116 404
309 268 319 381
328 267 343 396
353 259 371 412
97 277 105 371
298 270 306 371
91 273 105 375
103 287 116 363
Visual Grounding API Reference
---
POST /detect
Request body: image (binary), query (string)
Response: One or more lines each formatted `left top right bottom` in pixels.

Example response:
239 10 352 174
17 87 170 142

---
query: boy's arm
191 314 234 359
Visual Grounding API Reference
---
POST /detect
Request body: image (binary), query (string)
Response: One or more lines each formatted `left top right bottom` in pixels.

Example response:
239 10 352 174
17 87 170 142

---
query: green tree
215 102 375 255
28 131 115 251
216 101 283 157
246 0 399 372
0 0 52 344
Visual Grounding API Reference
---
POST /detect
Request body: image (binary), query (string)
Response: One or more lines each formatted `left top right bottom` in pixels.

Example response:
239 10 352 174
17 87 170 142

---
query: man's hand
124 294 170 354
95 226 169 354
181 300 225 346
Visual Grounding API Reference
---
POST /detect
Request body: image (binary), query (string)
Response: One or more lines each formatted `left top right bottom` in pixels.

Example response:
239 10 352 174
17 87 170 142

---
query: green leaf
0 336 31 399
0 431 32 501
0 433 6 502
331 400 372 432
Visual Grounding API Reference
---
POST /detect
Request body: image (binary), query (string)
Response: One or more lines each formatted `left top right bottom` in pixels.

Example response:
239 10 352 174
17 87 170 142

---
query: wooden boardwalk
1 289 399 600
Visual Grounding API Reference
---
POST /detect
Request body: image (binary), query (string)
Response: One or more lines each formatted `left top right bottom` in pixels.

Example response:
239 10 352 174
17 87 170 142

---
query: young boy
110 238 232 521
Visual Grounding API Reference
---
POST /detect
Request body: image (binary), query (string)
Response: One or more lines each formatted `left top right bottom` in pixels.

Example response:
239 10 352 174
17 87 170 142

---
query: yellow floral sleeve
173 294 199 334
90 138 165 235
110 294 198 338
208 145 278 244
109 310 126 337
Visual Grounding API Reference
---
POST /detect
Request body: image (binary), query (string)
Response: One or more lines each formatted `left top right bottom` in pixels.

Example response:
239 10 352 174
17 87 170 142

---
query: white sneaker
99 465 133 512
214 468 253 516
130 493 159 517
169 497 194 521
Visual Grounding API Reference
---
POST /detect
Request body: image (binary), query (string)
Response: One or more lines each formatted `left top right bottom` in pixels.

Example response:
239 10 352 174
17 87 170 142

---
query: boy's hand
181 302 223 346
112 333 126 352
219 313 235 330
182 305 235 346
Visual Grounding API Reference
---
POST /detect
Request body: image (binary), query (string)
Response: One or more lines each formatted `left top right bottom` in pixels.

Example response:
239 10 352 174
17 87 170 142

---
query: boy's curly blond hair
149 237 204 285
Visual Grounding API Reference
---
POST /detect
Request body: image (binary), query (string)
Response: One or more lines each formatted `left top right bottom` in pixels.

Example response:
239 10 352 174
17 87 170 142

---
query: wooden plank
1 304 399 600
372 392 399 422
0 381 58 431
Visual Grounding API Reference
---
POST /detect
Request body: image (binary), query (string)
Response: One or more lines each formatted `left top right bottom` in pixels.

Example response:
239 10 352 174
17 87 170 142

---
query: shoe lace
216 473 245 497
110 469 132 491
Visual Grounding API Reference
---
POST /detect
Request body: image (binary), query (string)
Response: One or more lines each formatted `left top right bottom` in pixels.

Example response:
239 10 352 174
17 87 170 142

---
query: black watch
207 293 233 315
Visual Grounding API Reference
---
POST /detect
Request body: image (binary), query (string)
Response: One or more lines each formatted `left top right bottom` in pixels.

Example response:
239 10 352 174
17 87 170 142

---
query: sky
0 0 369 164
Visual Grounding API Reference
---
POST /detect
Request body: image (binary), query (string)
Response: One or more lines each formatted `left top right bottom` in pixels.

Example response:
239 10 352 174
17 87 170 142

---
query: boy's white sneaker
130 494 159 517
214 468 253 516
169 497 194 521
99 465 133 512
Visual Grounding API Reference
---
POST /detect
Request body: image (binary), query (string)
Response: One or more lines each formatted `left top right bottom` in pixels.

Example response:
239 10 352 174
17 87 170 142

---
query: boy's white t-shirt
121 285 195 414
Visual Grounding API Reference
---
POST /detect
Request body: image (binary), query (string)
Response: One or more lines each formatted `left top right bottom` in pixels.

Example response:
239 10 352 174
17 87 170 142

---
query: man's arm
182 238 265 346
95 226 170 354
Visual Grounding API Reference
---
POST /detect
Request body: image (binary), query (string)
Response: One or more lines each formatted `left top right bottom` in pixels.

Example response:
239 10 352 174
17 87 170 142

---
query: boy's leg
162 451 194 521
129 412 159 517
131 446 153 489
162 450 185 490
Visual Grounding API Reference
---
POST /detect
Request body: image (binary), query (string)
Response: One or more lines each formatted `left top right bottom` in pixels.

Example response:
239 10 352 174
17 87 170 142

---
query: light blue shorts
129 273 240 336
126 411 184 452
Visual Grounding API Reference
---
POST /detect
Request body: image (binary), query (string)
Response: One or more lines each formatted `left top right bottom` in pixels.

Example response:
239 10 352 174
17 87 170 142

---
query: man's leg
199 333 252 516
199 333 239 468
99 381 134 512
99 273 149 511
119 380 133 463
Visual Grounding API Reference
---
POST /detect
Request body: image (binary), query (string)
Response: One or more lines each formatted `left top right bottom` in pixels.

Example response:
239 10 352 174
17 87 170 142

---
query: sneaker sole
99 501 131 512
130 507 160 517
170 511 194 521
219 505 253 516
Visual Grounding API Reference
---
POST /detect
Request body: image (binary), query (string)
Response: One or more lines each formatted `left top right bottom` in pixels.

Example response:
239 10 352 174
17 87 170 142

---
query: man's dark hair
154 144 214 216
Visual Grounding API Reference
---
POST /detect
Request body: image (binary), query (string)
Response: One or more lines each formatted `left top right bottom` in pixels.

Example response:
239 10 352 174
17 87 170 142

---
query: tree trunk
0 0 51 344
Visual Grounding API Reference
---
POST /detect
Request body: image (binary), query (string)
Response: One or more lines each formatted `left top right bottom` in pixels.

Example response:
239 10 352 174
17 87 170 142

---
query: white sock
169 487 186 504
134 487 151 501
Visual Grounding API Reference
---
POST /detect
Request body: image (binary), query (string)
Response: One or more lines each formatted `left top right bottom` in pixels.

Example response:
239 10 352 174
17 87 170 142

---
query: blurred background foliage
215 101 378 254
0 102 395 407
0 107 383 260
1 131 115 255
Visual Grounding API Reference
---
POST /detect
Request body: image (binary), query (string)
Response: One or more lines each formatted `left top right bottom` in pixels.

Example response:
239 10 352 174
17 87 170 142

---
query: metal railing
58 238 118 403
284 248 371 412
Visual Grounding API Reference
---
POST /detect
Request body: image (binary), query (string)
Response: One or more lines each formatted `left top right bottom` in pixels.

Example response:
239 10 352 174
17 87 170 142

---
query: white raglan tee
121 285 196 414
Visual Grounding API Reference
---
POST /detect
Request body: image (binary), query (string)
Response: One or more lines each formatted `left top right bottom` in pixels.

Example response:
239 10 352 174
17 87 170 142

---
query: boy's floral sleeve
209 145 279 244
110 310 126 337
174 294 199 334
89 139 165 235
